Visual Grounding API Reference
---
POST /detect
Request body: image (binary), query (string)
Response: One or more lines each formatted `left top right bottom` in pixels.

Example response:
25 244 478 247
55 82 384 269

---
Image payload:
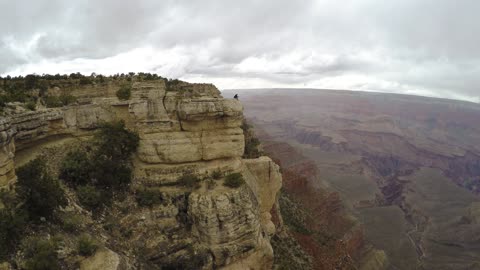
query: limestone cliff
0 79 281 269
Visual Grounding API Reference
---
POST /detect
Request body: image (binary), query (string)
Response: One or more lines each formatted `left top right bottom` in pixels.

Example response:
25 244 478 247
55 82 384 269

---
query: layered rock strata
1 80 281 269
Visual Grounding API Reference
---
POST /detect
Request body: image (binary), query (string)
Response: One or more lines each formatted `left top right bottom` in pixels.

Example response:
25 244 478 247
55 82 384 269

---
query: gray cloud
1 0 480 101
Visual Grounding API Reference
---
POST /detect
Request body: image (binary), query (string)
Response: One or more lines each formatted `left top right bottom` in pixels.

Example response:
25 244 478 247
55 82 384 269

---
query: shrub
95 121 139 162
16 158 67 220
25 101 36 111
76 185 102 210
116 84 132 100
59 121 139 191
59 94 76 105
60 150 91 186
79 77 92 85
0 95 7 108
91 157 132 189
45 94 77 108
244 137 261 158
44 96 63 108
223 173 245 188
241 120 262 158
178 174 201 189
211 170 222 180
24 74 38 90
102 217 116 232
60 212 83 233
120 227 133 238
77 234 98 256
23 237 60 270
206 179 216 190
136 188 163 207
90 121 139 190
0 208 27 259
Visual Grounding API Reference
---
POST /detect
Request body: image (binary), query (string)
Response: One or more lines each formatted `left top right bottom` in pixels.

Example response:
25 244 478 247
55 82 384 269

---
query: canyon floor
229 89 480 270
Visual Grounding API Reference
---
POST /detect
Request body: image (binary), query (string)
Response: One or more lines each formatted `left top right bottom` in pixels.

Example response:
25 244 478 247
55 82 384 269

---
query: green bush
0 95 7 108
59 121 139 194
60 150 91 186
91 157 132 190
24 74 38 90
211 170 222 180
77 234 98 256
90 121 138 190
76 185 102 210
16 158 67 220
44 96 63 108
23 237 60 270
136 188 163 207
25 101 36 111
178 174 201 189
223 173 245 188
95 121 139 162
45 94 77 108
0 208 27 259
116 84 132 100
60 212 83 233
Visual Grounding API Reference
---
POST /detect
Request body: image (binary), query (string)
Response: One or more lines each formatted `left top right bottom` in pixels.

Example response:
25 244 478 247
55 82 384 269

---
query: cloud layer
1 0 480 101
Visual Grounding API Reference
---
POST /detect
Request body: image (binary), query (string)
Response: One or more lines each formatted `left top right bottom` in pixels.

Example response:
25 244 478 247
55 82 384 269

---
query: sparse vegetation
25 100 36 111
178 174 201 189
79 77 93 85
22 237 61 270
0 73 170 108
77 234 98 256
0 207 27 259
45 94 77 108
241 120 262 158
206 178 216 190
223 173 245 188
60 212 83 233
136 188 163 207
211 169 222 180
278 191 311 235
76 185 103 210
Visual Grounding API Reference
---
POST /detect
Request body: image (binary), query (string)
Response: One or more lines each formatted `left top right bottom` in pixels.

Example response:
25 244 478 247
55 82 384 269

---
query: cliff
0 79 281 269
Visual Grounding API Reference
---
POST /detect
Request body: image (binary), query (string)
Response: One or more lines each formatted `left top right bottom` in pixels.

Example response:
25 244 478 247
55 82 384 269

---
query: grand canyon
233 89 480 270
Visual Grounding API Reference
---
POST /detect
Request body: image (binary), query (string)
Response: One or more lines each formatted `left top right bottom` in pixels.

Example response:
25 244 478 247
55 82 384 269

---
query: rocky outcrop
2 80 281 269
80 248 130 270
0 119 16 190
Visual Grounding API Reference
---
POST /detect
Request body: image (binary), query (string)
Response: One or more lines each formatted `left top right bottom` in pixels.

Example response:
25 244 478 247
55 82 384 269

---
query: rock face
80 248 128 270
2 80 281 269
0 119 16 190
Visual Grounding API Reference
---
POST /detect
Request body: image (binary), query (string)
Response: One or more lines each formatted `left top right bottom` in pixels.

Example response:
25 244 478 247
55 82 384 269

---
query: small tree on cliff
16 158 67 220
94 121 139 163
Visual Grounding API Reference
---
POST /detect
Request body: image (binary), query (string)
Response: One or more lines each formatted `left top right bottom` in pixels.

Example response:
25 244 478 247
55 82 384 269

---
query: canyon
235 89 480 270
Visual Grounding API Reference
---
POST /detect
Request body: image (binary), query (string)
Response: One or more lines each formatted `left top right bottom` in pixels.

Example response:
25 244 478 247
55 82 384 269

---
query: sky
1 0 480 102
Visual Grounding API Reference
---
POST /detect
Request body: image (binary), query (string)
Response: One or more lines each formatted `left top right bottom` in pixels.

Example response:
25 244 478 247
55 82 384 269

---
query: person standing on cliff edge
234 94 239 100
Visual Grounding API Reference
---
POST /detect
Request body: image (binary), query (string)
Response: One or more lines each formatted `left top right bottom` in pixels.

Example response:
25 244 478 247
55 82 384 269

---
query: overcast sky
1 0 480 102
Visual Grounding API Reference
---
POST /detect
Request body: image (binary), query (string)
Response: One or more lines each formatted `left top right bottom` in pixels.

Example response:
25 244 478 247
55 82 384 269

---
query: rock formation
0 80 281 269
